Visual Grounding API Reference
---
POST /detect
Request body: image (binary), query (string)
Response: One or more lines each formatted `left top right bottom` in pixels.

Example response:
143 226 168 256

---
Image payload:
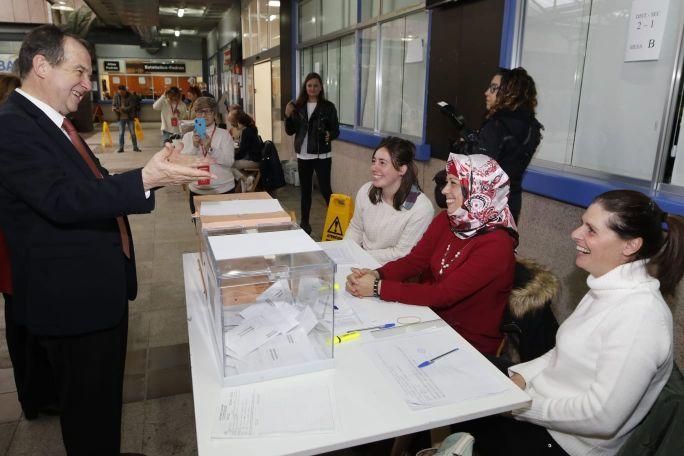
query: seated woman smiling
344 137 434 265
462 190 683 456
346 153 517 355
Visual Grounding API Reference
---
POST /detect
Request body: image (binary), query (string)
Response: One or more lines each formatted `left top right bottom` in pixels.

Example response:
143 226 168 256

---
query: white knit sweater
509 260 673 456
344 182 434 265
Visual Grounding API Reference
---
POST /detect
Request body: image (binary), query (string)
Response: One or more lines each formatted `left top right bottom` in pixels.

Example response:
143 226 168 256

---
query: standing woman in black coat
471 67 543 223
285 72 340 234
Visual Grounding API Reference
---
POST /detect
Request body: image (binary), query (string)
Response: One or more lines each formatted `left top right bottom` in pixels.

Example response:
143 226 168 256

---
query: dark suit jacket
0 91 155 336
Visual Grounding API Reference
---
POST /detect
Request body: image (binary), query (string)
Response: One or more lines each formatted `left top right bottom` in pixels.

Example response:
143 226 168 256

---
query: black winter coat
285 100 340 156
235 125 262 162
470 108 543 221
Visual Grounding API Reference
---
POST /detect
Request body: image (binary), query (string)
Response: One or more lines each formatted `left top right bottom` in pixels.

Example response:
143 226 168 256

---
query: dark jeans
118 119 138 148
189 187 236 214
4 293 57 418
37 306 129 455
297 157 332 224
455 415 570 456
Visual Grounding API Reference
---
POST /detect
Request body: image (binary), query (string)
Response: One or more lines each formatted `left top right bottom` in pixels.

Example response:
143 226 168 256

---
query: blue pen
417 347 459 368
346 323 396 333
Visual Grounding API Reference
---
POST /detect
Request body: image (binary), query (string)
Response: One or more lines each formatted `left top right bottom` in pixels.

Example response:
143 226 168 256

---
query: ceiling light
269 14 277 21
159 6 205 16
268 1 280 7
174 30 180 37
177 8 185 17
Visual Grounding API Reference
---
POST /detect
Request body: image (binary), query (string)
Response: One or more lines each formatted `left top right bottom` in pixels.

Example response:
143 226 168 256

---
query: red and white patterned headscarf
445 153 517 242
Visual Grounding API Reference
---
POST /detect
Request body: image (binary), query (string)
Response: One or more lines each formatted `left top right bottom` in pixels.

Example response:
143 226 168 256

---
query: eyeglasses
196 109 214 116
486 83 500 94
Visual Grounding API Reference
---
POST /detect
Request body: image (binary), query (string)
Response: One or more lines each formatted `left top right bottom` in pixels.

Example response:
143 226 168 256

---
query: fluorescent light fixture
160 28 198 36
174 30 180 37
159 6 205 16
177 8 185 17
268 1 280 7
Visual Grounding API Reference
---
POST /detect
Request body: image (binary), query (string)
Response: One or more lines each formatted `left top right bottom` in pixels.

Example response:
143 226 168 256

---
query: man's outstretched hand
142 142 215 190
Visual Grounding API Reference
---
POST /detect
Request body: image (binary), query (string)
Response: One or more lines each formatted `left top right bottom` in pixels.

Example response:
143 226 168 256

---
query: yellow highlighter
330 331 361 345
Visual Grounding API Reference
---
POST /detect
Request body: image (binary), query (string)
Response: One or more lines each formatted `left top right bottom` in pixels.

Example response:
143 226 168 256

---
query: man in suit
0 25 212 455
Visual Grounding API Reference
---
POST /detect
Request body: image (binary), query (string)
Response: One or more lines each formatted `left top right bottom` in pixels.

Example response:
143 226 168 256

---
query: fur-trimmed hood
509 258 559 319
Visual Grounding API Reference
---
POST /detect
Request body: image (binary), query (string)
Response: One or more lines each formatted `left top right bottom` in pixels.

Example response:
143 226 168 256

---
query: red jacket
0 231 11 294
378 212 515 355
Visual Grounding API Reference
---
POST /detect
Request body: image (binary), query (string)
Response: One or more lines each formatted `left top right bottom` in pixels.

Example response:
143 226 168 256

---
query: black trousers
297 157 332 224
4 293 57 418
455 415 570 456
36 306 129 456
188 186 235 214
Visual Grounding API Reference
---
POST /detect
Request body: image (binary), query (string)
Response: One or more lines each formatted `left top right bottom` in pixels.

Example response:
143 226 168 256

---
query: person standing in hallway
0 25 212 455
112 84 141 152
152 85 187 144
181 96 235 214
285 72 339 234
466 67 543 223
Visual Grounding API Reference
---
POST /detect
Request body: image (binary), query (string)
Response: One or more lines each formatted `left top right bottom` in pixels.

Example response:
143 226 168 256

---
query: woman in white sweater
466 189 683 456
181 97 235 214
344 137 434 265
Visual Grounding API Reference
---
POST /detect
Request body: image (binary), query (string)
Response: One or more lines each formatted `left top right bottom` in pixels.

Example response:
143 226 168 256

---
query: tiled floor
0 123 329 455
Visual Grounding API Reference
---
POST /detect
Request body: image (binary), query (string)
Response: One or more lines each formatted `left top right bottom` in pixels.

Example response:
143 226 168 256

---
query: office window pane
360 0 379 21
300 47 313 84
339 34 355 125
360 26 377 130
299 0 318 42
379 19 404 133
250 2 259 55
326 41 340 110
382 0 420 15
268 3 280 48
312 43 327 78
258 0 269 52
401 13 427 136
321 0 356 35
241 4 252 57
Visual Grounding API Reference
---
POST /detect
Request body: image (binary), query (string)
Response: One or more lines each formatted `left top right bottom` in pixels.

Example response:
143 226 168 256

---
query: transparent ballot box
201 225 336 386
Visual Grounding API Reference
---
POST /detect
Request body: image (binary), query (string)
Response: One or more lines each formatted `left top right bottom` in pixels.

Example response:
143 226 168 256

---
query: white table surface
183 240 530 456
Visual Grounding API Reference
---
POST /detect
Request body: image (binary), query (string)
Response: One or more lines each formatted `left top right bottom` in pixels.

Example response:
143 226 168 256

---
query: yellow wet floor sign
101 121 113 147
322 193 354 241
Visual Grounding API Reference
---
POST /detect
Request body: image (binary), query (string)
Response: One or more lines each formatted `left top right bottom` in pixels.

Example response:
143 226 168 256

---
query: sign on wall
125 61 187 74
104 61 120 71
624 0 670 62
0 54 17 72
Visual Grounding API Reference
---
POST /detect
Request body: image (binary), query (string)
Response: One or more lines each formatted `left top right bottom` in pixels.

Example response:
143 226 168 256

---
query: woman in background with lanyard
181 97 235 214
285 72 340 235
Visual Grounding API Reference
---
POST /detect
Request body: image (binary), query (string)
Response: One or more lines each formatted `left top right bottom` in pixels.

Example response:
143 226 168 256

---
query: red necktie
62 118 131 259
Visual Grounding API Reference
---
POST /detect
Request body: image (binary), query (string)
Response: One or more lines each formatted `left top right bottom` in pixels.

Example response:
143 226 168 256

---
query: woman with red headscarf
346 153 517 355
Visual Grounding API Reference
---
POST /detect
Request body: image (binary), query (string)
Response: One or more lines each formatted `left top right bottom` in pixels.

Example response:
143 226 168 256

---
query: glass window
382 0 420 15
360 26 377 130
312 43 327 79
299 0 318 42
321 0 356 35
361 0 379 21
241 4 252 58
268 3 280 48
339 35 356 126
249 2 259 56
326 40 340 109
300 47 313 81
258 0 269 52
521 0 683 181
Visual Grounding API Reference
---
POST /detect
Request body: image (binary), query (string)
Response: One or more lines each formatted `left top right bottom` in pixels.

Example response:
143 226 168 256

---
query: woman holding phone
285 72 340 234
181 97 235 214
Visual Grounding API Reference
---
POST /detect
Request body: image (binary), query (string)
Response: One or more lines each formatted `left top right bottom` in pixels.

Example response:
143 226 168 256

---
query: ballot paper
364 327 511 410
321 242 358 265
212 381 336 438
257 279 293 304
228 328 320 373
209 230 322 261
200 199 285 216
